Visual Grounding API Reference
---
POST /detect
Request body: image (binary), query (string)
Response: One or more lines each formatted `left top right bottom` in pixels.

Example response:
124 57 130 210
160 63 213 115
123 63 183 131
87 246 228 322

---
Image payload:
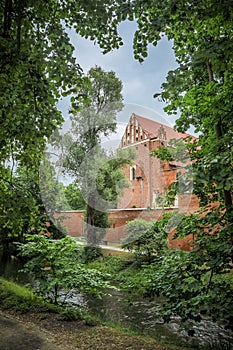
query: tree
18 235 112 304
119 0 233 330
0 166 40 255
56 66 132 245
129 0 233 215
122 213 179 264
0 161 70 255
0 0 127 166
0 0 128 254
64 182 86 210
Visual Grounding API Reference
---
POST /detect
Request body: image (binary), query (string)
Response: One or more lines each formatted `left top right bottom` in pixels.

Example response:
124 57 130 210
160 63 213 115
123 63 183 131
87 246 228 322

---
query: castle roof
120 113 197 150
133 114 193 140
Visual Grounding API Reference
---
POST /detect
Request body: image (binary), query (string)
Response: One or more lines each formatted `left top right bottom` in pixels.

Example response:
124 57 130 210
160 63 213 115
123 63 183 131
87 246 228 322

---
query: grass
102 248 132 258
74 325 193 350
0 277 59 314
0 277 196 350
0 278 34 299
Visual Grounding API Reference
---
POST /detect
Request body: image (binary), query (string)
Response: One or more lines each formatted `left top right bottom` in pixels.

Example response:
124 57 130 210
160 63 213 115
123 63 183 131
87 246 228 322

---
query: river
1 253 232 349
68 288 233 350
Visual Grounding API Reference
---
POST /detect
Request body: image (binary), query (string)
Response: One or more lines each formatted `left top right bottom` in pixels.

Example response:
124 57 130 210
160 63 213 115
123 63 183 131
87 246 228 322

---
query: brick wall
54 193 199 251
54 211 85 237
118 138 186 209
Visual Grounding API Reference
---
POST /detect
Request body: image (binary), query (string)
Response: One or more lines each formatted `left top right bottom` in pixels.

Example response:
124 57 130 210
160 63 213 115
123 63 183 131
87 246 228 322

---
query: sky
57 20 178 136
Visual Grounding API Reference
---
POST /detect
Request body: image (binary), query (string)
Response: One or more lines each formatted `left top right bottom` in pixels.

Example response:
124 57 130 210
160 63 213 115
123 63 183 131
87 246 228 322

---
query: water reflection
85 289 186 345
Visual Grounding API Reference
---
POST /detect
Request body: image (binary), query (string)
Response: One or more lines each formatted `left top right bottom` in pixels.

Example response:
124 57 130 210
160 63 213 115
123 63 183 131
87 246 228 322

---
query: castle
118 113 195 209
55 113 199 250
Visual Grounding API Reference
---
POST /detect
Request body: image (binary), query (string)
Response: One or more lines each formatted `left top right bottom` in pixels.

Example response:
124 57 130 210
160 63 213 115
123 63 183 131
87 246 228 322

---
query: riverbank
0 277 192 350
0 307 194 350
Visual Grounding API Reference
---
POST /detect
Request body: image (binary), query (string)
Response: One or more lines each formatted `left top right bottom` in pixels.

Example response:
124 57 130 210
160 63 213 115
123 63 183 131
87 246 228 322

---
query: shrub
18 235 112 304
82 245 103 263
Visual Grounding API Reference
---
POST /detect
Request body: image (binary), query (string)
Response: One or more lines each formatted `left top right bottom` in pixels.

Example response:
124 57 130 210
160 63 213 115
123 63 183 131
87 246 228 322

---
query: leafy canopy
0 1 129 253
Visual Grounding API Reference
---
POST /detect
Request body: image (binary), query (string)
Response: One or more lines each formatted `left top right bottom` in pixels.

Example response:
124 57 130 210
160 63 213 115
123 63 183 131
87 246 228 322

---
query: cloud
59 20 178 122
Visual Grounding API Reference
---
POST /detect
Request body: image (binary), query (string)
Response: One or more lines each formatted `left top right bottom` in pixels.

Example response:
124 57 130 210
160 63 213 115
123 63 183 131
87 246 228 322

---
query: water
1 253 232 349
80 289 233 349
0 253 22 280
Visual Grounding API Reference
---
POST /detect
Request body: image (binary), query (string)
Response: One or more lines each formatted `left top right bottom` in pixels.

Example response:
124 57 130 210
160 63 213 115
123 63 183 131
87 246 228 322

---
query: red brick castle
118 113 195 209
56 113 199 249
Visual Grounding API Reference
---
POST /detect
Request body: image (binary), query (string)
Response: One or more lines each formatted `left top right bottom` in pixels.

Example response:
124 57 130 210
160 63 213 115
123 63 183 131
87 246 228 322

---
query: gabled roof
133 114 193 140
120 113 197 149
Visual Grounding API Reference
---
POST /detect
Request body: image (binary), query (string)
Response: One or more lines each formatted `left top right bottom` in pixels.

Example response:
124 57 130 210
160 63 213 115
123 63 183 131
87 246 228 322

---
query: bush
82 313 100 326
121 218 169 264
86 255 133 276
18 235 112 304
82 245 103 263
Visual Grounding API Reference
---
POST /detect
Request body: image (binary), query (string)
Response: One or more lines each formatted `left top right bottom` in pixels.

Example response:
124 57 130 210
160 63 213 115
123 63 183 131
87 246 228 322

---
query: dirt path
0 313 63 350
0 309 191 350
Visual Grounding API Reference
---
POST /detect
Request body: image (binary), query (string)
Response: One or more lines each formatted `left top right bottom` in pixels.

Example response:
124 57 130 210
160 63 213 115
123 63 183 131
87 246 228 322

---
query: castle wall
54 193 199 251
118 138 181 209
54 114 200 252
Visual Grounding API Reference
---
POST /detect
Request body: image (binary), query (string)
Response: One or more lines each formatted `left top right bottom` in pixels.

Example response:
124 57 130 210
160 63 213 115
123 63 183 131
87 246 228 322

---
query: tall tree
55 66 131 245
128 0 233 216
0 0 127 166
64 182 86 210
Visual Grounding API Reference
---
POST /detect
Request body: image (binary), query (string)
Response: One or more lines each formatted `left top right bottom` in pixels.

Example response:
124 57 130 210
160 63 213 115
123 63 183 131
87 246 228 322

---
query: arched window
130 165 136 180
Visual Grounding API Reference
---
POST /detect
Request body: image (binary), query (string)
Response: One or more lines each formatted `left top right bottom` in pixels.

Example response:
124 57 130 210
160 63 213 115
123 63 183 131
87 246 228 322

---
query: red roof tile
133 113 194 140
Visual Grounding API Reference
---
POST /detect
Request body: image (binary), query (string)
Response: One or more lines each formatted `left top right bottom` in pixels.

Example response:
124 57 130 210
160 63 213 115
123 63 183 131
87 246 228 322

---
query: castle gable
120 113 192 148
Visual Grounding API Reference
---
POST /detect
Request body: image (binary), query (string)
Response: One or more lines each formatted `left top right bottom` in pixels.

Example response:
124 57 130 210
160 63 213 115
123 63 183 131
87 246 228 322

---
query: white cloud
59 20 178 123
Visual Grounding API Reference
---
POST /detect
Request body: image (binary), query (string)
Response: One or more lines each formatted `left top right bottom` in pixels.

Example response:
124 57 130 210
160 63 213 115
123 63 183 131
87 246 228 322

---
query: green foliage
18 235 112 304
58 306 83 321
0 168 37 254
0 164 66 255
0 277 57 314
122 214 178 263
0 0 126 165
82 313 100 326
71 65 124 120
55 66 131 245
120 209 233 329
82 246 103 264
122 219 152 252
64 182 86 210
0 1 78 167
142 250 233 331
151 137 195 203
96 156 132 207
86 255 133 276
39 157 71 213
0 277 85 321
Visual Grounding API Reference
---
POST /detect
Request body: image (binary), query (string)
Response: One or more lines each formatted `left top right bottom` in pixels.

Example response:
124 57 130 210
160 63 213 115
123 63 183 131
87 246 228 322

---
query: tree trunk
3 0 12 38
86 192 98 246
